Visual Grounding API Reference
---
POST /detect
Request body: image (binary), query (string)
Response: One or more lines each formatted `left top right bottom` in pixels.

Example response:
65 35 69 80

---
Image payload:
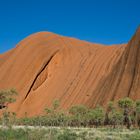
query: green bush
57 130 77 140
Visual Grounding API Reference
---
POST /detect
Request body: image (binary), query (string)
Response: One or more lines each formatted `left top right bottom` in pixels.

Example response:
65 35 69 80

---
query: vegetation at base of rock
14 98 140 129
0 88 140 130
0 88 140 139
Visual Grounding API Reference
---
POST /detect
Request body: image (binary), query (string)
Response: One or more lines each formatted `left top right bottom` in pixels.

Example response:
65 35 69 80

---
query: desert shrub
88 106 105 128
57 130 77 140
107 101 123 128
118 97 134 129
135 100 140 128
0 129 29 140
124 131 140 140
69 105 89 127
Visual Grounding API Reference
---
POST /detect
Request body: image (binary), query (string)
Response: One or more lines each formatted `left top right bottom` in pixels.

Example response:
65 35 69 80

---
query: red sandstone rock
0 28 140 117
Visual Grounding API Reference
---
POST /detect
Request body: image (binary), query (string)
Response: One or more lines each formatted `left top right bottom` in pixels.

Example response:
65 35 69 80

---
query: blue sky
0 0 140 53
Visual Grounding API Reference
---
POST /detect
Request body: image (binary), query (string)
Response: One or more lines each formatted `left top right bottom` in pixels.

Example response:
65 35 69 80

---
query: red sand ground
0 28 140 117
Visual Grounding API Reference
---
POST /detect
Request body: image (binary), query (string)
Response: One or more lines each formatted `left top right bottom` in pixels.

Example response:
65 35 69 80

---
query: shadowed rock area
0 28 140 117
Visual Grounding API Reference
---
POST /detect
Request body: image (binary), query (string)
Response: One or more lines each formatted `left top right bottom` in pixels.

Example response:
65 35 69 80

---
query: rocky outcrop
0 28 140 116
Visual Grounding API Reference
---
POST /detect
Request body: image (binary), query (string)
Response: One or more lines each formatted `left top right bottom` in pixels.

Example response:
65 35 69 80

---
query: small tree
135 100 140 128
108 109 123 128
104 101 115 125
69 105 89 127
118 97 134 129
0 88 18 109
45 99 62 126
0 88 18 126
55 111 68 127
88 106 105 128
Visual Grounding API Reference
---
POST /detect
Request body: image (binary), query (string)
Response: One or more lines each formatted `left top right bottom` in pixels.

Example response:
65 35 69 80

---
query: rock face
0 28 140 117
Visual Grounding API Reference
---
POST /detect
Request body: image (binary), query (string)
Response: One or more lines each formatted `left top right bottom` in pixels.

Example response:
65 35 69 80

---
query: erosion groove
24 50 59 100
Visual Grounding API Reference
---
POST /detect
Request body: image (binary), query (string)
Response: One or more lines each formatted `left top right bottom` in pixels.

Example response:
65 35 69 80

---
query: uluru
0 27 140 117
